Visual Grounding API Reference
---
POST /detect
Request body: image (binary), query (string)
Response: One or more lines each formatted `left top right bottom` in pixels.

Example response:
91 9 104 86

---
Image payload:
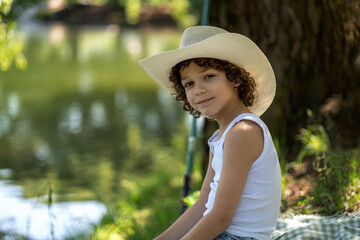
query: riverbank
0 180 106 239
35 2 178 29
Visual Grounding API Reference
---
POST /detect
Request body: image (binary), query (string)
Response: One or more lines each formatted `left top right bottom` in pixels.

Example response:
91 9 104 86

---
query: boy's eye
183 81 193 88
205 74 215 79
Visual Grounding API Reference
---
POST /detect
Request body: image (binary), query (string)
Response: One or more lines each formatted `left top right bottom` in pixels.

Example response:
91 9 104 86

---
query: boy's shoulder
224 120 264 162
228 119 262 137
225 120 264 151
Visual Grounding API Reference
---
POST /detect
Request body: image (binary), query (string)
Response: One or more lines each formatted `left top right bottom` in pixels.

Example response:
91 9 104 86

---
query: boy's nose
194 87 206 95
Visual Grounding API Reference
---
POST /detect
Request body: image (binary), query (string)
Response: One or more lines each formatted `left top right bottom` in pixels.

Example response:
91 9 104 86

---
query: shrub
296 110 360 214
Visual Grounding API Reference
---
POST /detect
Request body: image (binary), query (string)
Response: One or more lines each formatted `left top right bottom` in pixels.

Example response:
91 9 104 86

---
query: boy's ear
234 81 241 88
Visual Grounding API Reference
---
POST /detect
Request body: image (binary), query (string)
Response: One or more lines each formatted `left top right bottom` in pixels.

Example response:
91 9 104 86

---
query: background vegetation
0 0 27 72
1 0 359 239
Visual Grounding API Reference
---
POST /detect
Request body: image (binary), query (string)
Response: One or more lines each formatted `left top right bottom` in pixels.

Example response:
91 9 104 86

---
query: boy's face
180 62 240 118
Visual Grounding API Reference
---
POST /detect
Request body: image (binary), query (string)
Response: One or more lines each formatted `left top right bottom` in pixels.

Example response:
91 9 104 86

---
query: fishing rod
180 0 211 215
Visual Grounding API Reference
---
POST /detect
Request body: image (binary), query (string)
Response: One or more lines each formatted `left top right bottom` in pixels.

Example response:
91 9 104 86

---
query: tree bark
202 0 360 162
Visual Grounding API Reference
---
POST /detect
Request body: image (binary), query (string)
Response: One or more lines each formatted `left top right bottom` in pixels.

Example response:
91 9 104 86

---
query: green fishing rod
180 0 211 215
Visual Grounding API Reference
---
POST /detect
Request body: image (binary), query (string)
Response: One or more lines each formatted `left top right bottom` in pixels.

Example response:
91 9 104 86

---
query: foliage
312 150 360 214
183 190 199 207
86 121 189 239
1 0 198 72
0 0 27 72
120 0 197 27
293 110 360 214
124 0 142 24
0 232 25 240
0 0 13 17
10 0 198 28
296 110 330 163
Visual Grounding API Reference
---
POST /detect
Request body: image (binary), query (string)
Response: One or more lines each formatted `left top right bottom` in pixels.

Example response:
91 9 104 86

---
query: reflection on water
0 111 10 137
90 101 107 128
8 92 20 118
78 70 93 95
0 21 183 239
0 179 106 240
114 89 129 109
33 139 51 162
68 102 83 134
123 30 142 58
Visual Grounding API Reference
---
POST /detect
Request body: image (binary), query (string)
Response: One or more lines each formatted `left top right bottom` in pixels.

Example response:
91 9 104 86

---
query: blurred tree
2 0 199 69
0 0 27 72
9 0 198 28
118 0 198 27
201 0 360 162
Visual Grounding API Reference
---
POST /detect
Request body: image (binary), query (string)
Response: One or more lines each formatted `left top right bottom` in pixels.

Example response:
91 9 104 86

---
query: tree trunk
201 0 360 163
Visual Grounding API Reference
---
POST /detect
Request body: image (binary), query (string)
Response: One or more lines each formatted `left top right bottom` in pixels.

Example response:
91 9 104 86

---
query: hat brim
139 32 276 116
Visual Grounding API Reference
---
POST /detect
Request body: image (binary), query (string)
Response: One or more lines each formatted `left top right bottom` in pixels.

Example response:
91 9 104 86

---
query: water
0 179 106 239
0 21 184 239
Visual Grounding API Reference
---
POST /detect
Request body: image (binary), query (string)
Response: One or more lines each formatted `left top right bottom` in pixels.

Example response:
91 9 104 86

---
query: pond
0 21 186 239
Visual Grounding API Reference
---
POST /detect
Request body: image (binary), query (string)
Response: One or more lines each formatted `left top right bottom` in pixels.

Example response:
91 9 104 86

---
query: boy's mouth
196 97 214 105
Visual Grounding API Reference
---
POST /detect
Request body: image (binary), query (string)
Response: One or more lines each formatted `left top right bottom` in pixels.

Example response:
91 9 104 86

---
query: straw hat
139 25 276 116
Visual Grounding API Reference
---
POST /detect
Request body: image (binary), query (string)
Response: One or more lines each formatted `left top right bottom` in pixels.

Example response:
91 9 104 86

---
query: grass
1 115 359 239
281 150 360 215
83 121 190 240
280 111 360 215
86 114 360 239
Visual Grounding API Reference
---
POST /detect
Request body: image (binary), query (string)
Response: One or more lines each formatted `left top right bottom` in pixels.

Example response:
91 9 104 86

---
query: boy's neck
215 102 252 138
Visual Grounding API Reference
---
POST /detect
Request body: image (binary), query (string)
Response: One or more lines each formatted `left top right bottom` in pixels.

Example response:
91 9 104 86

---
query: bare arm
180 121 263 240
154 151 215 240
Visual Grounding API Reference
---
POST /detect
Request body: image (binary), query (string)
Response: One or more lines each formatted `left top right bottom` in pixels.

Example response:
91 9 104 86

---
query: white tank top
203 113 281 240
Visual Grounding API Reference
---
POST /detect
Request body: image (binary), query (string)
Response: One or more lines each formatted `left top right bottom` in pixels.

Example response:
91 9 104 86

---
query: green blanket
272 213 360 240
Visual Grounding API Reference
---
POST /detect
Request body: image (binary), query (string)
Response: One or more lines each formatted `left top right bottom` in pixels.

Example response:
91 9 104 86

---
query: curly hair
169 58 257 118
